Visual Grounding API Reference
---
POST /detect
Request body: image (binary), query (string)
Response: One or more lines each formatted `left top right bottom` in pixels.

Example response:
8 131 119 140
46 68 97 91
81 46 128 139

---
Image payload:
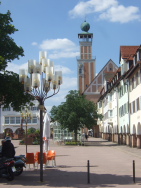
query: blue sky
1 0 141 112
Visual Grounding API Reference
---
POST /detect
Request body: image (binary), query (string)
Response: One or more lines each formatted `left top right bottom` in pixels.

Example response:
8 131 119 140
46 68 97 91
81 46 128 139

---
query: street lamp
19 51 62 182
21 107 33 154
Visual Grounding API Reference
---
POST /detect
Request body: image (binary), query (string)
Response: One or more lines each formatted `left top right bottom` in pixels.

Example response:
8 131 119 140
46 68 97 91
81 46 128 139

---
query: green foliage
0 10 24 70
65 141 82 145
27 128 40 144
0 6 34 110
27 127 36 135
0 71 34 111
50 90 103 141
35 129 40 135
19 140 24 145
33 140 40 145
33 139 40 145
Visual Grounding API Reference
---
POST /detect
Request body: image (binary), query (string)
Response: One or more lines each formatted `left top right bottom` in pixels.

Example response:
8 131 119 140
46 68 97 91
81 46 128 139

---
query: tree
50 90 103 141
0 71 34 111
27 127 36 135
0 5 34 110
0 8 24 70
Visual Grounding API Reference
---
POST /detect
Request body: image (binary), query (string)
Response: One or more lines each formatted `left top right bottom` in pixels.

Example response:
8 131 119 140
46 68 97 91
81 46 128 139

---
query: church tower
77 21 96 93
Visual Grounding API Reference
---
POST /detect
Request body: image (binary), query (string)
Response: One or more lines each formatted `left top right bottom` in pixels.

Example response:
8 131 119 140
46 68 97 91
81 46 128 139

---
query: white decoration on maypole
43 112 51 152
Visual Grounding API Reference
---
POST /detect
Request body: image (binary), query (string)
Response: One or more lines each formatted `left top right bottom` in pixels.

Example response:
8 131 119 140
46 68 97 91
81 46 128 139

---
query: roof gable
83 59 118 94
119 46 139 62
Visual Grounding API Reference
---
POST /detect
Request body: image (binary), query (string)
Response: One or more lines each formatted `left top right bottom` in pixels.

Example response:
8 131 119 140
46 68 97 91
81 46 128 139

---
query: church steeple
77 21 96 93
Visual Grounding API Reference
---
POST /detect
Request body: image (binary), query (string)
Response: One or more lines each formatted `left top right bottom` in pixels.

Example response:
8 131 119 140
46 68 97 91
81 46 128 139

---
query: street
0 137 141 188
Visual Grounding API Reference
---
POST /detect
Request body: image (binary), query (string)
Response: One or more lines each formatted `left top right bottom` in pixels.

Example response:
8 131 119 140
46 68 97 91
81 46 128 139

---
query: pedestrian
1 137 15 158
85 133 88 140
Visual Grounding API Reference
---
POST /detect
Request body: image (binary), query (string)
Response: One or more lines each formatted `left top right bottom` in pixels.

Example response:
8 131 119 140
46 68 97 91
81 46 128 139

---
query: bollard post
133 160 135 183
87 160 90 184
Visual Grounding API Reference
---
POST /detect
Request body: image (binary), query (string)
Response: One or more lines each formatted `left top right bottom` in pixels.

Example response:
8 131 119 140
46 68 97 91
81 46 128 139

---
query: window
31 106 38 111
139 50 141 60
109 93 112 101
32 117 37 123
130 103 132 114
133 101 135 113
132 77 134 89
27 118 31 123
2 107 10 111
129 79 132 92
10 117 15 124
120 105 124 117
139 97 141 110
134 55 137 65
140 69 141 83
109 110 113 117
109 67 113 71
124 84 127 93
121 105 124 116
99 101 102 108
126 103 129 113
79 68 82 74
136 72 138 86
119 86 124 97
136 98 139 111
16 117 20 124
5 117 9 124
124 103 126 114
119 107 121 117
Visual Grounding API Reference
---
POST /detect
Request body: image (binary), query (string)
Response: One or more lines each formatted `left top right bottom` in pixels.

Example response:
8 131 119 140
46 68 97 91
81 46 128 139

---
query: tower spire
77 21 96 93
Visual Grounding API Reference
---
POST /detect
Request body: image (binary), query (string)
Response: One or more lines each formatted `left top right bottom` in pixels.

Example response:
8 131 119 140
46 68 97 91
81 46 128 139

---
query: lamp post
21 107 33 154
19 51 62 182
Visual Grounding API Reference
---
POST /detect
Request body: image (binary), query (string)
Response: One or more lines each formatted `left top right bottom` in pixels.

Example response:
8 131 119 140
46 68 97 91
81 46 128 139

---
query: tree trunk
74 129 77 142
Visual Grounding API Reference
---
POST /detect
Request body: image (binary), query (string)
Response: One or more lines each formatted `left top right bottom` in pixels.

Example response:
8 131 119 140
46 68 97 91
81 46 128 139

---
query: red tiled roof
120 46 139 60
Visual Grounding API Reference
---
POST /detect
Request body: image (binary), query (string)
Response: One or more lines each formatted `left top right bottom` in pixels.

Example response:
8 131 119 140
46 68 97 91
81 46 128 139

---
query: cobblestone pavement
0 137 141 188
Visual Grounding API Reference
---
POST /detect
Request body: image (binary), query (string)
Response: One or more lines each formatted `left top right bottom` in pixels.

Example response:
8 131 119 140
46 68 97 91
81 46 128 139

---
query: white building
0 101 39 138
98 45 141 148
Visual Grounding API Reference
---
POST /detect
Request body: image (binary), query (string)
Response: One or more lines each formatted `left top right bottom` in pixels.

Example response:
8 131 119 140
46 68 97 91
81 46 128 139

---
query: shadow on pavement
0 168 141 187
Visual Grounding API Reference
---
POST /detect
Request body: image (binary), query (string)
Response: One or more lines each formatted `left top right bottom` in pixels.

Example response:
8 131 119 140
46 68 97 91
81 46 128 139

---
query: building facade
0 101 39 139
77 21 118 137
97 45 141 148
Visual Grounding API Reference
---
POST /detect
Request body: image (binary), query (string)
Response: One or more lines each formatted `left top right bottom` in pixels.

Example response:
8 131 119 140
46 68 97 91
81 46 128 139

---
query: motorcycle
14 155 26 176
0 158 15 181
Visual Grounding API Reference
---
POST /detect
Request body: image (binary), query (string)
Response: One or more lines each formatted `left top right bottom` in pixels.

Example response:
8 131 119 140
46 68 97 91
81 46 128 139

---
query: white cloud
5 62 28 74
69 0 117 18
55 65 74 75
69 0 141 23
49 51 79 59
40 38 77 51
32 42 38 46
61 76 77 90
99 5 141 23
39 38 79 59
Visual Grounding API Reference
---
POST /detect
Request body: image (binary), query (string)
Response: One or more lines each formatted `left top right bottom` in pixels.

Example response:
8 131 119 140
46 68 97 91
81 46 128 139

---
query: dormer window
134 55 137 65
137 50 141 62
109 67 112 71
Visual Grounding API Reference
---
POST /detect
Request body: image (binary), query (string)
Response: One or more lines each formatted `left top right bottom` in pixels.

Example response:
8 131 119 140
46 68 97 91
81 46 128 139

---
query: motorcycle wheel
15 167 23 176
6 168 14 181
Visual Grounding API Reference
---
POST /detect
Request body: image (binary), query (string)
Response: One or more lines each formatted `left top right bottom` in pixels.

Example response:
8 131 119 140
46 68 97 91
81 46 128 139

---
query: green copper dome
81 21 90 32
